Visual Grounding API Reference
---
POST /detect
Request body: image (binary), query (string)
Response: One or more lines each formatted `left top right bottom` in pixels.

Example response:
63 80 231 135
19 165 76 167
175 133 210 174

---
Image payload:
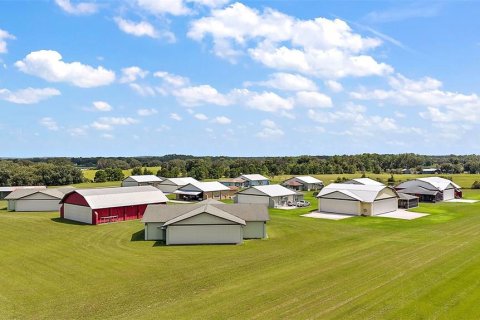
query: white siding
64 204 92 224
166 225 243 245
372 198 397 215
7 200 15 211
15 199 61 212
319 198 360 215
145 223 165 241
443 188 455 201
243 221 266 239
236 194 270 206
158 184 181 193
175 213 235 225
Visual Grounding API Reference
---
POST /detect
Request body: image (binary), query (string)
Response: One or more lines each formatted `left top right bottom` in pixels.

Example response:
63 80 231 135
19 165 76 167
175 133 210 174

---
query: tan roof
143 199 269 223
5 186 75 200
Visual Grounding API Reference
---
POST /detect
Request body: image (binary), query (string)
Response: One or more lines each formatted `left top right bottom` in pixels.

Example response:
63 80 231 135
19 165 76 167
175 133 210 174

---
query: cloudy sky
1 0 479 157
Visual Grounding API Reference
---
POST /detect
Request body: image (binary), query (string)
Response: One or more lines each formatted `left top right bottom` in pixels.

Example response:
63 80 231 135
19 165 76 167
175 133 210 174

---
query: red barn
60 186 168 225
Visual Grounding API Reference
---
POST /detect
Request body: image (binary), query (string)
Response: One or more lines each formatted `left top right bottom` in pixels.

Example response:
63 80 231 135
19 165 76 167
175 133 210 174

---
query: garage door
443 188 454 201
15 200 60 212
236 194 270 205
166 225 242 245
64 204 92 224
372 198 397 215
320 198 360 215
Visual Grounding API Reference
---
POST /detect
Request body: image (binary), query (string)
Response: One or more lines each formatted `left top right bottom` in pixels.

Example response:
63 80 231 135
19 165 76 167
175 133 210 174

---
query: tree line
2 154 480 186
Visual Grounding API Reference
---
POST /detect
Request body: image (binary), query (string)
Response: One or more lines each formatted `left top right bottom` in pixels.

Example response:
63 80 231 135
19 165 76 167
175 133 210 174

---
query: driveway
376 210 429 220
445 199 479 203
302 212 355 220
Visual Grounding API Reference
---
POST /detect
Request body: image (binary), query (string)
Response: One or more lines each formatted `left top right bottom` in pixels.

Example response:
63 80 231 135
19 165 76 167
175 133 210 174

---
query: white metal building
157 177 199 194
0 186 46 200
239 174 270 187
282 176 323 191
317 183 399 216
5 186 75 212
143 199 269 245
234 185 301 208
121 175 163 187
344 178 385 186
173 181 232 201
396 177 460 201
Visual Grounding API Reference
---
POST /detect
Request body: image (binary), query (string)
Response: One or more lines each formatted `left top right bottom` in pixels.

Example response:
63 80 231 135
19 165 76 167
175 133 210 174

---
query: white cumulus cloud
137 108 158 116
246 91 293 112
55 0 98 15
120 66 149 83
92 101 112 111
295 91 332 108
170 113 182 121
173 85 231 106
0 87 60 104
0 28 15 53
15 50 115 88
247 72 318 91
39 117 59 131
212 116 231 124
194 113 208 120
114 17 158 38
256 119 284 138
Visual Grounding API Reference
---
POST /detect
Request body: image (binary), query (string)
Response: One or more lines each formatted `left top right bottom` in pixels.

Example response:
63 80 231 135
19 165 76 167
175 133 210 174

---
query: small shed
173 181 233 201
157 177 199 194
5 187 75 212
122 175 163 187
142 199 269 245
282 176 323 191
234 185 302 208
60 186 168 225
398 193 419 209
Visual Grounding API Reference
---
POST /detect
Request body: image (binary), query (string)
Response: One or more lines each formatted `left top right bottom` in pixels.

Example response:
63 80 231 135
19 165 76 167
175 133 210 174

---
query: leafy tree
131 167 142 175
94 170 107 183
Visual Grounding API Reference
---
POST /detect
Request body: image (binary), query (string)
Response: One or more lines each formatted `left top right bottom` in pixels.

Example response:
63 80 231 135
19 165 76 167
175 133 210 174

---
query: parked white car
296 200 310 207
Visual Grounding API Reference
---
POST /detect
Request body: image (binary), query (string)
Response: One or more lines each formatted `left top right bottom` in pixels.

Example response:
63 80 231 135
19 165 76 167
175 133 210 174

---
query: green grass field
1 187 480 319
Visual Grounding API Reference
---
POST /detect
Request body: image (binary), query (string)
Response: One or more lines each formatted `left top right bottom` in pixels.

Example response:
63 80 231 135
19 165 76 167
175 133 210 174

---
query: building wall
236 194 270 206
174 213 236 225
166 224 243 245
319 198 360 215
63 203 93 224
158 183 183 194
243 221 266 239
145 222 165 240
15 199 61 212
122 180 139 187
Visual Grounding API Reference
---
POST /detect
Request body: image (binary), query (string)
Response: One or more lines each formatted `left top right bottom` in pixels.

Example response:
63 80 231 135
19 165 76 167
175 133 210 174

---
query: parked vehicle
296 200 310 207
287 200 296 206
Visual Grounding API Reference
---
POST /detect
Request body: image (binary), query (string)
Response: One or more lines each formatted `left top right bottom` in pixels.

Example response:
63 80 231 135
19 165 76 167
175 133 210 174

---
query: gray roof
239 174 269 181
160 177 199 186
239 185 296 197
345 178 385 186
123 175 162 183
0 186 46 192
398 193 419 200
143 199 269 224
318 183 396 202
61 186 168 209
5 186 75 200
396 186 439 196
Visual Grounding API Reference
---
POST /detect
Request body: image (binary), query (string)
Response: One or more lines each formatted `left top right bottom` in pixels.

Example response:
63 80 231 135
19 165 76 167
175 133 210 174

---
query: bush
472 181 480 189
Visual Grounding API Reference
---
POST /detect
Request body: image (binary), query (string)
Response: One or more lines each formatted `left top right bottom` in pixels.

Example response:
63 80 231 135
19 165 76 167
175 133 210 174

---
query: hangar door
320 198 360 215
166 225 242 245
372 198 397 215
443 189 454 201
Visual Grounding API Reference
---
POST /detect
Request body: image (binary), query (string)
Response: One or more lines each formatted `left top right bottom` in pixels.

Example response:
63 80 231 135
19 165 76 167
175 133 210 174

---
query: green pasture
1 188 480 319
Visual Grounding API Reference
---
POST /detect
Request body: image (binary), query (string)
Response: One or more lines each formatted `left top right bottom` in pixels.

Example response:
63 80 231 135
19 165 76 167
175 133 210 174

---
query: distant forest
1 154 480 186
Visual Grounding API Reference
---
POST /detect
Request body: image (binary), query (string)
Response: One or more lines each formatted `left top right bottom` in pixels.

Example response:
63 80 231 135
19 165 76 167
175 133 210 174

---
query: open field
81 167 161 181
2 190 480 319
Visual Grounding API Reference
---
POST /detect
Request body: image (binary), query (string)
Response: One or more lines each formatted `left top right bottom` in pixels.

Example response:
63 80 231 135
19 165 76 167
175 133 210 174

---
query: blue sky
1 0 480 157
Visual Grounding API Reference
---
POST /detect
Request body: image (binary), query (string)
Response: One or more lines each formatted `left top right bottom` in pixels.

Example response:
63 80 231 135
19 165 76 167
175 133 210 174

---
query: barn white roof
161 177 198 186
348 178 385 186
0 186 46 192
318 183 393 203
124 175 162 183
417 177 460 190
181 181 231 192
249 185 297 197
293 176 323 184
62 186 168 209
240 174 269 181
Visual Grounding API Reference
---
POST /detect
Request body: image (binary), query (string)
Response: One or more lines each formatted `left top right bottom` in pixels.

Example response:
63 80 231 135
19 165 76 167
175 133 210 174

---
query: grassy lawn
1 190 480 319
82 167 161 181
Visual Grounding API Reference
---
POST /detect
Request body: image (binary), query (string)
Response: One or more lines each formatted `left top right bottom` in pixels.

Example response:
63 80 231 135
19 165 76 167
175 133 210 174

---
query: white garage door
443 188 454 201
320 198 360 215
15 200 60 212
372 198 397 215
64 204 92 224
167 225 242 245
236 194 270 205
